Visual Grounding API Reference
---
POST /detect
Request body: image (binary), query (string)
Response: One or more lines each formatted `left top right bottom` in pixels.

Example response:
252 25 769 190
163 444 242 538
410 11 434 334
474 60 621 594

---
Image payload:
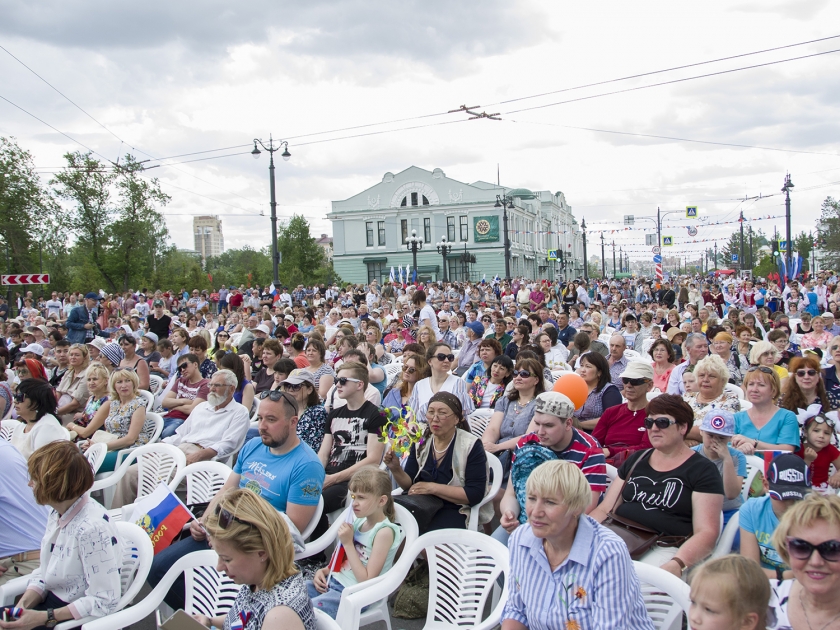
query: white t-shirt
44 300 63 317
418 304 440 339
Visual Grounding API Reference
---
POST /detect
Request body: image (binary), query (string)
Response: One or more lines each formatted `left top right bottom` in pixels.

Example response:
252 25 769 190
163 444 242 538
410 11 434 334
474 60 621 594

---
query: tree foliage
277 214 331 286
819 197 840 270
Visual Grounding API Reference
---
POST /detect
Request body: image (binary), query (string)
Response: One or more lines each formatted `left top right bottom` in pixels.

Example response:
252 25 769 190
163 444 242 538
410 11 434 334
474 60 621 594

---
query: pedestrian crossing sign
547 249 558 260
686 206 698 218
662 236 673 246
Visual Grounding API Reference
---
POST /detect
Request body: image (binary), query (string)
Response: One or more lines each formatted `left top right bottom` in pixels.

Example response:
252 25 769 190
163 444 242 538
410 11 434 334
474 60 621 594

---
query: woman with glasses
303 338 334 401
385 391 488 533
195 488 317 630
10 379 67 460
766 493 840 630
481 357 545 467
468 354 514 411
750 339 790 381
54 343 91 424
382 354 429 411
79 369 153 472
407 343 474 424
117 334 151 391
731 367 799 455
780 355 833 413
277 370 327 453
591 394 724 577
212 329 231 356
416 325 436 354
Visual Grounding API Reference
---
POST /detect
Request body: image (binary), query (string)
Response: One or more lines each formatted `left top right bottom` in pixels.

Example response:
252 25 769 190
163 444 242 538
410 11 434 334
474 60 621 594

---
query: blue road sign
653 254 662 263
731 254 739 262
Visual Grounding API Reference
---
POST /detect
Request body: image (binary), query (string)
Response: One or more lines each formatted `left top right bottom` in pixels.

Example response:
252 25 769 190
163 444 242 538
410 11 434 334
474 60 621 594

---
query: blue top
734 408 800 449
369 362 387 399
465 360 488 383
234 439 324 510
691 444 748 512
503 517 654 630
740 495 786 570
0 440 49 556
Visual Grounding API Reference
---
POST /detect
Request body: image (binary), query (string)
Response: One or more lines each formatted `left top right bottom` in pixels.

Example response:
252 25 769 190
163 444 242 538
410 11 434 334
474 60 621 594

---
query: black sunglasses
644 416 677 430
433 353 455 362
622 377 650 387
512 369 533 379
402 366 416 374
786 537 840 562
215 505 251 530
178 363 189 372
258 389 299 414
13 392 26 403
747 366 774 375
280 382 303 392
796 369 819 378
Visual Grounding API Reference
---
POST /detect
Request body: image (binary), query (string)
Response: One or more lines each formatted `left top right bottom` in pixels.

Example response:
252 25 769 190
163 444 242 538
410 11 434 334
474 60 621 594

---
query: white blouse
10 415 69 460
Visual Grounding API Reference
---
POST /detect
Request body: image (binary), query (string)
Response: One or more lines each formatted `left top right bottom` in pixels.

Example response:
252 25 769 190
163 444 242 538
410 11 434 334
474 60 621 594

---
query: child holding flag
307 467 403 619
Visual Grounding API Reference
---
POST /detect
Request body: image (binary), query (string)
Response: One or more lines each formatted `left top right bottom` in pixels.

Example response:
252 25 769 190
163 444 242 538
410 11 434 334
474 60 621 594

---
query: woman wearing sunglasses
781 355 832 413
591 394 724 578
382 354 429 411
194 489 317 630
732 367 800 455
9 379 67 460
276 370 327 453
406 343 474 424
212 330 231 356
766 493 840 629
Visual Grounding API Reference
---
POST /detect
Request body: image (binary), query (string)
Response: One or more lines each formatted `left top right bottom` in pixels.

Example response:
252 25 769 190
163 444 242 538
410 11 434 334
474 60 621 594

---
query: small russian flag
127 483 193 555
326 507 356 574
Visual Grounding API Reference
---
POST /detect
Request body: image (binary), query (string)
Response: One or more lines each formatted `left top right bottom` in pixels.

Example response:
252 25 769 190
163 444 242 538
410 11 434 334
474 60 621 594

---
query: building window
378 221 386 246
366 222 373 247
460 215 468 241
447 216 456 241
366 261 385 284
401 219 408 244
424 218 431 243
400 197 407 207
411 192 418 206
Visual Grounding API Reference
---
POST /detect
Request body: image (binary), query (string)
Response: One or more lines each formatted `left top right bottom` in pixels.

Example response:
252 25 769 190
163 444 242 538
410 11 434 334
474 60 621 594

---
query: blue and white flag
405 264 411 286
389 266 395 283
398 265 403 284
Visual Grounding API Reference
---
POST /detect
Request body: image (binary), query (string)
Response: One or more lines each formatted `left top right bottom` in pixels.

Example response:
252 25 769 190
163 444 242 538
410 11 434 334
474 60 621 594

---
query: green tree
205 246 272 288
277 215 329 286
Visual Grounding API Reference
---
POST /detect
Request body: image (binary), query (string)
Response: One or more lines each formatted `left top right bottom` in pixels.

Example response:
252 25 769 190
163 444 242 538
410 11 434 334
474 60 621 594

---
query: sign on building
662 236 674 246
547 249 558 260
473 216 500 243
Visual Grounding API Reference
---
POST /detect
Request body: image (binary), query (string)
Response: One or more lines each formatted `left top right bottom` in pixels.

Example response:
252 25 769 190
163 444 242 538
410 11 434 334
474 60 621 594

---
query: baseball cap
534 392 575 418
250 324 271 335
153 299 164 307
282 369 316 387
699 408 736 437
620 362 654 381
465 320 485 337
19 342 44 356
766 453 811 501
143 332 159 344
84 292 101 300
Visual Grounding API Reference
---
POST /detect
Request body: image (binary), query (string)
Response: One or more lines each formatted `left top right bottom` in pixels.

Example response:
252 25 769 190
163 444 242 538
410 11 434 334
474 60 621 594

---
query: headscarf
99 344 125 368
24 358 48 380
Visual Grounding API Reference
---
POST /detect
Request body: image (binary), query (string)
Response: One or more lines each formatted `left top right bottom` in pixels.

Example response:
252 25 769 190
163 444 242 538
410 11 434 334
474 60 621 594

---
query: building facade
315 234 333 262
328 166 583 284
193 215 225 261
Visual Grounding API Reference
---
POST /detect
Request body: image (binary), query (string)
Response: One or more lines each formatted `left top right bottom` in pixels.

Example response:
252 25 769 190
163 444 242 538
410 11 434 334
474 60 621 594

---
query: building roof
315 234 333 245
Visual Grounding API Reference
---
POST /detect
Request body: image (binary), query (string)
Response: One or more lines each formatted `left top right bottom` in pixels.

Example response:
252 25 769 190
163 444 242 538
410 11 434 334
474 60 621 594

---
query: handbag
394 494 444 532
601 449 688 560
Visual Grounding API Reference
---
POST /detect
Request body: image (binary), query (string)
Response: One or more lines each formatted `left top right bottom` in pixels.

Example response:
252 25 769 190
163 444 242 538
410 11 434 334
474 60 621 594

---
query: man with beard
144 378 324 610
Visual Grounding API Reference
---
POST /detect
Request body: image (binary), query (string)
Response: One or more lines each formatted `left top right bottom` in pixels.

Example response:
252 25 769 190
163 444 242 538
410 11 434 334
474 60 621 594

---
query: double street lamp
405 229 423 277
495 194 514 280
436 236 453 282
251 135 291 287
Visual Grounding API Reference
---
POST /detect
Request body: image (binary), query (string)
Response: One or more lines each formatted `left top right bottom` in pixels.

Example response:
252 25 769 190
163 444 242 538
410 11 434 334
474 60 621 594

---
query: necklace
799 588 840 630
433 433 456 455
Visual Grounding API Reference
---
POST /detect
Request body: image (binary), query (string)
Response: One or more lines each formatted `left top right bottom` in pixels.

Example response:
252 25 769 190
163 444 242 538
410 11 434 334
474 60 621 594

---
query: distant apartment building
193 215 224 262
315 234 333 261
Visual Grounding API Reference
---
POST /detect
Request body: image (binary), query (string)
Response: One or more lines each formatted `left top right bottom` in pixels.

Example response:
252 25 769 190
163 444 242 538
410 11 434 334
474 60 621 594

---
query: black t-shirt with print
616 449 723 537
325 401 385 475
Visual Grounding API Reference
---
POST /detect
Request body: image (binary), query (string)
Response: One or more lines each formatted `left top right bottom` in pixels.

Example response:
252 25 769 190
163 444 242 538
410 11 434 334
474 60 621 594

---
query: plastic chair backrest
741 460 762 502
85 442 109 474
633 561 690 630
384 363 402 389
183 552 241 619
114 521 155 609
168 461 232 505
146 412 164 444
300 495 324 540
724 382 744 397
135 444 187 501
137 390 155 410
0 419 18 441
712 513 741 558
467 452 502 531
314 609 342 630
467 409 494 439
739 399 753 410
148 374 164 394
249 398 260 423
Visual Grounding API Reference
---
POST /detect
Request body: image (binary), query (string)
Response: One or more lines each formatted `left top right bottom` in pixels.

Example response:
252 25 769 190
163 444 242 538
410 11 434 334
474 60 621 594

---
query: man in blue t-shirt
147 391 325 609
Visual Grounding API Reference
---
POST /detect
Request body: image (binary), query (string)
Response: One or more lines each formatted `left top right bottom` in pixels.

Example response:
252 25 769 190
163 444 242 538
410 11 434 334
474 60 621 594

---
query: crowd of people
2 271 840 629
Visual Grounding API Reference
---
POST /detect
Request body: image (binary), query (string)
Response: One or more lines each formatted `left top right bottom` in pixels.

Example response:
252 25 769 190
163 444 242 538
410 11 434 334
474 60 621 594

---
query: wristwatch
672 557 688 574
45 608 58 628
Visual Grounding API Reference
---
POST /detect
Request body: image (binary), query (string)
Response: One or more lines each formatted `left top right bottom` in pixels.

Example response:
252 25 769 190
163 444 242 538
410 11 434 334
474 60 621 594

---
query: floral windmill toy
379 405 424 459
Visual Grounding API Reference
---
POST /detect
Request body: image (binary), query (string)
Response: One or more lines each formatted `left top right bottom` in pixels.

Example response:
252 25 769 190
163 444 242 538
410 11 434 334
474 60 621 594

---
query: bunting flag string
505 213 783 236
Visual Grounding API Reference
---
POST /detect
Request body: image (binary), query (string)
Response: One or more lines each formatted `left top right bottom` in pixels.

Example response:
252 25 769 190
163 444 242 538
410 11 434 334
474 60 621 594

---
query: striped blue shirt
502 516 654 630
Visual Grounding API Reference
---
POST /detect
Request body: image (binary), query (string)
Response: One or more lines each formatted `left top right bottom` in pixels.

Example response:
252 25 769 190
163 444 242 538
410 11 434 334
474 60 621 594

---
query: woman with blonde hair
416 324 436 353
684 354 741 442
65 362 112 442
731 367 799 455
750 339 789 380
194 489 316 630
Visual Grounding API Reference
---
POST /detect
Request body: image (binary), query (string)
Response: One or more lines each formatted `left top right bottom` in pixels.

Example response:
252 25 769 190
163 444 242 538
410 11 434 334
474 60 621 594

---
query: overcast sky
1 0 838 263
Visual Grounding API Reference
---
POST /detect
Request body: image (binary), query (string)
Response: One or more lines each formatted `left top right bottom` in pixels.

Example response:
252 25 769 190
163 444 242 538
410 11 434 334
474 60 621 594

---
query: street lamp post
405 229 423 274
251 135 291 287
581 218 588 281
782 173 794 277
495 194 514 280
436 236 453 282
600 233 605 278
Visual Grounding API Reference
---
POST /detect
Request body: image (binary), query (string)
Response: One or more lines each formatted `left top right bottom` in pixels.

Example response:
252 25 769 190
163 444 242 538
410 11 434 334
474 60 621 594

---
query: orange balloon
552 372 588 409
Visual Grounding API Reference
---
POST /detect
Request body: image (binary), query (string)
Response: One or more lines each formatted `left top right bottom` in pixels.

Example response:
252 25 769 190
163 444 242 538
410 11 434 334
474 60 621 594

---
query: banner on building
473 216 500 243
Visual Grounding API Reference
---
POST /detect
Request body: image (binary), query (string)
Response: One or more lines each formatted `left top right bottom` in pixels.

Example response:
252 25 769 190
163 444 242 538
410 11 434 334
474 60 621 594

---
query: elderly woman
780 355 832 413
536 328 570 370
10 379 68 460
468 354 514 410
731 367 799 455
650 338 676 393
711 331 746 385
54 343 91 424
384 391 488 533
79 369 153 472
194 489 316 630
591 394 724 577
407 343 474 423
0 442 122 630
751 339 789 380
683 354 742 442
766 493 840 629
574 351 622 431
502 460 654 630
800 315 834 351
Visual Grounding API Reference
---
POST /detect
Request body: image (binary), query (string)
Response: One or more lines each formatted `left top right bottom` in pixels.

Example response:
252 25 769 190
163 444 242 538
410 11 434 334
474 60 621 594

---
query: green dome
507 188 535 199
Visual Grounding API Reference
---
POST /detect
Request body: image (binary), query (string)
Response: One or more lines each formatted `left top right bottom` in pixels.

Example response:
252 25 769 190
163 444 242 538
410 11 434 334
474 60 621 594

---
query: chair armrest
295 507 349 560
0 576 29 605
90 450 141 493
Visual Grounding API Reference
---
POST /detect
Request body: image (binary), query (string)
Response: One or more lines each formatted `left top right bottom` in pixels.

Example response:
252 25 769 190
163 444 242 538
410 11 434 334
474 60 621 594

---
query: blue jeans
160 417 185 439
148 535 210 610
306 577 346 619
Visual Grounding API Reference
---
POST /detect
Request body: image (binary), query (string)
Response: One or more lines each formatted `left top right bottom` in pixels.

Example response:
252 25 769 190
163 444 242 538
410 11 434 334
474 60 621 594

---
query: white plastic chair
711 512 741 558
148 374 164 394
468 452 503 531
724 382 744 397
633 561 691 630
606 463 618 486
384 362 403 389
168 461 232 505
337 529 509 630
741 457 763 501
92 443 186 509
0 418 18 441
85 442 109 474
137 389 155 410
739 398 753 410
314 609 342 630
1 521 153 630
301 495 325 540
107 411 165 474
467 408 494 438
297 504 420 630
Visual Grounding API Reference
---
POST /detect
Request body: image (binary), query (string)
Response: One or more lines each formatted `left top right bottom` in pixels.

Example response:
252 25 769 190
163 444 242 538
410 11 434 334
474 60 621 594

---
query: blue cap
699 409 735 437
465 320 485 337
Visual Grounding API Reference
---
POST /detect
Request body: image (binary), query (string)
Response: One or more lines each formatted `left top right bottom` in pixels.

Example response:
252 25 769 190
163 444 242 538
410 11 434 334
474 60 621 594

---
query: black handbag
394 494 445 532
